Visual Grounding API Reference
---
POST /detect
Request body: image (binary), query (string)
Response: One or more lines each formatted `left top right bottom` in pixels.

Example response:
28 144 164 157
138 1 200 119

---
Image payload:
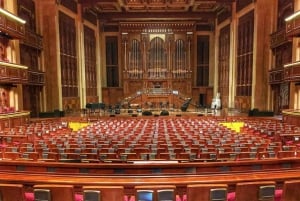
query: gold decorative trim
0 61 28 69
0 111 30 119
0 8 26 24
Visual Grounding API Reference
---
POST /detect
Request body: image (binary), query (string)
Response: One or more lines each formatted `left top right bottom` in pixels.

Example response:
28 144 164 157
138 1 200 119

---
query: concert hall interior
1 0 300 201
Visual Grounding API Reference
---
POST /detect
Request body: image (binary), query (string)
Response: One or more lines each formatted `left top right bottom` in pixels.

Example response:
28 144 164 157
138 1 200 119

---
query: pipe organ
121 22 194 107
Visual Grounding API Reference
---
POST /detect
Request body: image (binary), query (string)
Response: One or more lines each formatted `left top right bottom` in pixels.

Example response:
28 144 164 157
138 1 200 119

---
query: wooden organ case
120 22 194 109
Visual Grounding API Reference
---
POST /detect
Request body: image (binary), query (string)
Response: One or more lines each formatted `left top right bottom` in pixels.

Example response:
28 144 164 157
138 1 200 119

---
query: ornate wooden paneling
218 24 230 108
59 11 78 98
236 10 254 97
84 25 97 99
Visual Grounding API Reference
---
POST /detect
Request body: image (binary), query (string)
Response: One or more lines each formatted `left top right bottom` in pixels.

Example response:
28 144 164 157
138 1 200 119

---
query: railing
0 61 28 83
0 8 25 39
285 10 300 37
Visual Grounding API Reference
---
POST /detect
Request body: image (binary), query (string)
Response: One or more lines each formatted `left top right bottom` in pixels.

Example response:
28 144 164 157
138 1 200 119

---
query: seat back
34 184 75 201
210 188 228 201
259 185 276 201
234 181 275 201
0 184 25 201
83 186 124 201
135 185 176 201
34 189 51 201
157 189 174 201
187 184 228 201
136 190 154 201
281 180 300 201
83 190 100 201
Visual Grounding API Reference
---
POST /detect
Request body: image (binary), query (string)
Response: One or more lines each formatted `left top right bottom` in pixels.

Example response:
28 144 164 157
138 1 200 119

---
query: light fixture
284 61 300 68
0 61 28 69
0 8 26 24
285 10 300 22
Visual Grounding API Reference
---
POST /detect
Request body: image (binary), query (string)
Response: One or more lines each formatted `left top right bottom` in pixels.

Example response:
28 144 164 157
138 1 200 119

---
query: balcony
22 29 43 50
283 61 300 82
0 61 28 83
28 70 45 85
0 8 25 39
285 10 300 37
269 68 284 84
270 29 289 49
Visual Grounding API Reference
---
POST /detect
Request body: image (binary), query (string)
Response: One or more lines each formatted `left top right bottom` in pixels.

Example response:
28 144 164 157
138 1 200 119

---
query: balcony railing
285 10 300 37
270 29 289 49
28 70 45 85
269 68 284 84
283 61 300 82
22 29 43 50
0 8 25 39
0 61 28 83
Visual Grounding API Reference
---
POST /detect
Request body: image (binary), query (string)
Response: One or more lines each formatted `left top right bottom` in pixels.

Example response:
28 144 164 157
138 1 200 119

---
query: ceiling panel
80 0 234 23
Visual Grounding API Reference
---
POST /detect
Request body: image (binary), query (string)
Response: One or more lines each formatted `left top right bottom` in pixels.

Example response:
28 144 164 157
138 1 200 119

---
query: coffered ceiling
79 0 234 23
